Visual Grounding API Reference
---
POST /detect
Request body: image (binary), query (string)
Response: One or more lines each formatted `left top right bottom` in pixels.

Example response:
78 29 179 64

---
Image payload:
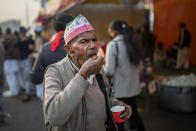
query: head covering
64 14 94 44
19 26 26 33
54 14 73 32
35 26 42 32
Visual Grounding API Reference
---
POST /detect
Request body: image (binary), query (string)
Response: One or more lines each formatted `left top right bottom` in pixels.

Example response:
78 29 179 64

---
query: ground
0 67 196 131
0 95 45 131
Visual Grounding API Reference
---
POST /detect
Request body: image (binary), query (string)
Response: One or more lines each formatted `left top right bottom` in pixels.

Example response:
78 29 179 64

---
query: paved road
1 95 45 131
1 94 196 131
140 96 196 131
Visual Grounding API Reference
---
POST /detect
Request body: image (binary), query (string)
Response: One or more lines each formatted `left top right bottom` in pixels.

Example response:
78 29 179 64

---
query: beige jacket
44 56 118 131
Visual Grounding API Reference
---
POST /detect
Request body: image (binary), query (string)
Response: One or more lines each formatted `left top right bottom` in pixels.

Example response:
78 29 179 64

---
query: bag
96 74 118 131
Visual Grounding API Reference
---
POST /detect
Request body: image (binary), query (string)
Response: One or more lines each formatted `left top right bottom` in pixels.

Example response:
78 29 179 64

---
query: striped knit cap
64 14 94 44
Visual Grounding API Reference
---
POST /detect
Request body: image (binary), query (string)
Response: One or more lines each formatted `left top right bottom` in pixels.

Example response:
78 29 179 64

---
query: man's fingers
96 56 104 62
87 56 103 63
117 102 132 119
125 105 132 118
96 56 104 66
88 56 104 68
83 56 104 75
119 101 124 106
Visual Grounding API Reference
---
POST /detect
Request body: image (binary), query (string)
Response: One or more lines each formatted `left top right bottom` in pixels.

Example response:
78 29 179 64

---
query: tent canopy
154 0 196 65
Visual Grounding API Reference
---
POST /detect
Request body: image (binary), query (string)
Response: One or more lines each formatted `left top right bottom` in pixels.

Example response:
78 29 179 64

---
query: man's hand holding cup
111 102 132 123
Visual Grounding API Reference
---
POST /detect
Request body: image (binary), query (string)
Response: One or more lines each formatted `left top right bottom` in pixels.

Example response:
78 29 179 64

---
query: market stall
41 0 147 42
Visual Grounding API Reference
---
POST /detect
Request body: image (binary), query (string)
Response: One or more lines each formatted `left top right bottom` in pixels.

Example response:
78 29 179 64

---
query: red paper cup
111 106 126 123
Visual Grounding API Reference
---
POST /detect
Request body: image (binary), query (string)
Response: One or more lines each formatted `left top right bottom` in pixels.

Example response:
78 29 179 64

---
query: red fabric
154 0 196 66
65 24 94 44
79 72 88 80
101 45 106 54
51 31 64 52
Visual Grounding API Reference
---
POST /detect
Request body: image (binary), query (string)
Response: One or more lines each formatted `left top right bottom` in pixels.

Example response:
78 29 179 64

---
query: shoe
3 91 18 97
19 88 25 95
22 95 32 103
0 112 12 127
0 115 4 124
0 112 5 126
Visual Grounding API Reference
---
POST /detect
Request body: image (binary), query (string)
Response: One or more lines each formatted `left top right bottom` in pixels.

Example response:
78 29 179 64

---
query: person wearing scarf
31 14 73 100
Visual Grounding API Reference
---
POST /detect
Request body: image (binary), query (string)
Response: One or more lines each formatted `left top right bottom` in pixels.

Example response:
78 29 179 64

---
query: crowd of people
153 23 191 69
0 13 192 131
0 25 47 124
2 27 34 100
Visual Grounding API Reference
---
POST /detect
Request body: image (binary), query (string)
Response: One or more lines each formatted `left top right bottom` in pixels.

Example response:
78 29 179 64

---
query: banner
154 0 196 65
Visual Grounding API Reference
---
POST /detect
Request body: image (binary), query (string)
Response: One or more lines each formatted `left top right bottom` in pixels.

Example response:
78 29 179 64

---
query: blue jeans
35 84 43 100
4 60 20 95
20 58 32 95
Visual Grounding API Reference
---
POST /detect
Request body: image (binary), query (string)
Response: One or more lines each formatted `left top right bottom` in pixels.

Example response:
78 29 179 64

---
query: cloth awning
46 0 85 16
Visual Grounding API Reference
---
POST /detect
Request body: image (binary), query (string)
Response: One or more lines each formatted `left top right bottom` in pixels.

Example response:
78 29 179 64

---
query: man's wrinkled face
65 31 98 68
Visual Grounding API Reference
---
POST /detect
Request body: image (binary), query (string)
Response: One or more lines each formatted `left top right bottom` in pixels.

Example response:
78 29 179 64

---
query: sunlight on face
68 31 98 68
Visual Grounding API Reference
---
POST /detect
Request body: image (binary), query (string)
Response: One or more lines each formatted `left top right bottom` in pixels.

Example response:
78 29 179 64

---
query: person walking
2 28 21 97
176 23 191 69
105 20 145 131
31 14 73 100
30 26 47 59
15 27 34 102
29 26 47 100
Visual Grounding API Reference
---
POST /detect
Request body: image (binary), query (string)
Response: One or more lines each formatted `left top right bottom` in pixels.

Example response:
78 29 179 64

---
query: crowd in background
1 26 46 101
0 13 191 130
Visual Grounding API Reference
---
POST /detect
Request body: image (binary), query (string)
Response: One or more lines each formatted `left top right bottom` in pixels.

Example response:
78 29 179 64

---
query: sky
0 0 40 26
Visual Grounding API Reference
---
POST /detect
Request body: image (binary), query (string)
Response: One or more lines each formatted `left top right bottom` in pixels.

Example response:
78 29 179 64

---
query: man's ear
64 44 70 54
64 44 73 55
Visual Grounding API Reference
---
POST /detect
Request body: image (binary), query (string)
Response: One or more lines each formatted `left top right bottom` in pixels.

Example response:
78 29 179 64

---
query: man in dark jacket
15 27 34 102
176 23 191 69
31 14 73 100
2 28 21 97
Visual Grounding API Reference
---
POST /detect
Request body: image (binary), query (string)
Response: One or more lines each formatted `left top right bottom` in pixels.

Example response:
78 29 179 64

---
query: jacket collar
69 56 80 73
113 34 123 41
65 55 78 74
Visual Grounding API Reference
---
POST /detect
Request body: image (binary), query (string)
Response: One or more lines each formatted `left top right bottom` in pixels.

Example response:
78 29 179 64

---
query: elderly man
44 15 132 131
